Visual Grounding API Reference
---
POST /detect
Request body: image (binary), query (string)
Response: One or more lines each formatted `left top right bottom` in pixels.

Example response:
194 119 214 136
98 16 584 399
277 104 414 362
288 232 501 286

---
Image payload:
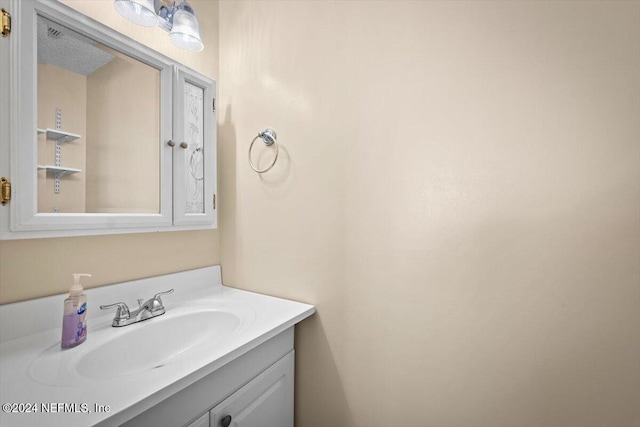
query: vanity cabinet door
172 66 217 227
209 351 294 427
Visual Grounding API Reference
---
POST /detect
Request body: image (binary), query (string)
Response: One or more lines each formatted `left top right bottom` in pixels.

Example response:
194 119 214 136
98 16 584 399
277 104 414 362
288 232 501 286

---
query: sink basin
76 310 241 379
27 307 247 385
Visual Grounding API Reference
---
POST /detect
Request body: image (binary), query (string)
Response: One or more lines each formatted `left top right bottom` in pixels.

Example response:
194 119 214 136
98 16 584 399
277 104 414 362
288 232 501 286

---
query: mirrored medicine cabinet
0 0 216 240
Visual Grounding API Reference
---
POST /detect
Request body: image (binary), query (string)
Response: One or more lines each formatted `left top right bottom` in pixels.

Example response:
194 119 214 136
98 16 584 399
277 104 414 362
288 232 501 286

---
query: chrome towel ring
248 129 279 173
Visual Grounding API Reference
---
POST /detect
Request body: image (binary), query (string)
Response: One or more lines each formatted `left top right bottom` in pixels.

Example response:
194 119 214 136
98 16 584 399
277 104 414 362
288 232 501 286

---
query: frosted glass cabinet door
210 351 294 427
173 66 216 226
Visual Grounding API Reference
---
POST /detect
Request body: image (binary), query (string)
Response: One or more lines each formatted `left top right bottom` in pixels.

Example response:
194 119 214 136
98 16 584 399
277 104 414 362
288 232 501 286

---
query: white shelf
37 165 82 176
37 128 81 143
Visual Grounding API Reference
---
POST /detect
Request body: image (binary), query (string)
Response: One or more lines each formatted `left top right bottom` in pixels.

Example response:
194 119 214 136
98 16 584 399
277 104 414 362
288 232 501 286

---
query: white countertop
0 267 315 427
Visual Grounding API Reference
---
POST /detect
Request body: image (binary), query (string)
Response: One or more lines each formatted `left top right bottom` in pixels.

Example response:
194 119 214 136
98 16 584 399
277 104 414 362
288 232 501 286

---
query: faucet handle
153 289 174 307
99 302 130 320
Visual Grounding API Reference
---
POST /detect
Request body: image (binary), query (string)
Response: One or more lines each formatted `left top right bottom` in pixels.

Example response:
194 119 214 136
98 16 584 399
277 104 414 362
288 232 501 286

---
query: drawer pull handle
221 415 232 427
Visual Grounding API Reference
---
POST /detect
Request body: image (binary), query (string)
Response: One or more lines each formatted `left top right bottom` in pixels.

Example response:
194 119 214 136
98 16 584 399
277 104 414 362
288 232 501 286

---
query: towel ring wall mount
248 129 279 173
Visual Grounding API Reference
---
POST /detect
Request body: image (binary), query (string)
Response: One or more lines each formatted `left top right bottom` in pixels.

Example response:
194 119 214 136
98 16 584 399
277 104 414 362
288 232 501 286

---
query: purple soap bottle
61 273 91 349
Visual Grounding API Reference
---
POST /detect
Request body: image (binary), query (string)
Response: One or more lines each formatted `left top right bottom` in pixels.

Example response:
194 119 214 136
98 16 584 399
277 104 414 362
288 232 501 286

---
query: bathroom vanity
0 1 315 425
0 267 315 427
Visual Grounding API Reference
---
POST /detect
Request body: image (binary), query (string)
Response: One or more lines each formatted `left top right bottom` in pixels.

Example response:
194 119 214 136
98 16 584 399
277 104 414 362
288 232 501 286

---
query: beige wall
219 1 640 426
86 48 160 213
0 0 219 303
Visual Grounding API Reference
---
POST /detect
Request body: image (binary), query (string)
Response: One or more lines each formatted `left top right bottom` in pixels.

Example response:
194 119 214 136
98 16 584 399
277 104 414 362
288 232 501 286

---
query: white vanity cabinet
122 328 296 427
186 351 293 427
208 351 294 427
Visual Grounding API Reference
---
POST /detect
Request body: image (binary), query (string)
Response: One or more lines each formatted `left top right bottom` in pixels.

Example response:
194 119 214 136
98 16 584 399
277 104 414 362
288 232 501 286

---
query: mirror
36 15 160 214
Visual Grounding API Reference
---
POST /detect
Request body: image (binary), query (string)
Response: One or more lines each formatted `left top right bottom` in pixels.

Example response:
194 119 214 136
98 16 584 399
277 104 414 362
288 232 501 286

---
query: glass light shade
114 0 158 27
169 3 204 51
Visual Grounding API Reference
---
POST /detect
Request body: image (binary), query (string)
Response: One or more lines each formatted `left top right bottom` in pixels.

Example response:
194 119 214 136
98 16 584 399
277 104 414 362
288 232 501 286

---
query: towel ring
248 129 279 173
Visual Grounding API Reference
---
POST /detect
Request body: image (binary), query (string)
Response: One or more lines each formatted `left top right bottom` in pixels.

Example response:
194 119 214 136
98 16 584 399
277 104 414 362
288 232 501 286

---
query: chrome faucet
100 289 174 327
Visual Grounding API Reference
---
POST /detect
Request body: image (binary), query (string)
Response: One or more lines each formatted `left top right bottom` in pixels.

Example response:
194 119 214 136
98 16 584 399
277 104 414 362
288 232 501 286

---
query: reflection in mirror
36 15 160 214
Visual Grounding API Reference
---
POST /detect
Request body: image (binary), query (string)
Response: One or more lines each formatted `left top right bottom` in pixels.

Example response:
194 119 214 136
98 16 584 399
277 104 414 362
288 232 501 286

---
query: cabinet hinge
1 9 11 38
1 177 11 205
213 194 216 210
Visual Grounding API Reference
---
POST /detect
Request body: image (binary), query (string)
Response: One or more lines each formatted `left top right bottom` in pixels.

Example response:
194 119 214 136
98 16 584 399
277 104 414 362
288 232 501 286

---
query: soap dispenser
61 273 91 349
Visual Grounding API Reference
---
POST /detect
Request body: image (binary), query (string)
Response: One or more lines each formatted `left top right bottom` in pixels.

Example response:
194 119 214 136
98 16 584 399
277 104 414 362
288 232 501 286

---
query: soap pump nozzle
70 273 91 296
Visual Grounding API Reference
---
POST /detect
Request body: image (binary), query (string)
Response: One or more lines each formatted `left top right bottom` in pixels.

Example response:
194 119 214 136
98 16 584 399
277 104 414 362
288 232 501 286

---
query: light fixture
168 2 203 51
113 0 204 51
113 0 157 27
